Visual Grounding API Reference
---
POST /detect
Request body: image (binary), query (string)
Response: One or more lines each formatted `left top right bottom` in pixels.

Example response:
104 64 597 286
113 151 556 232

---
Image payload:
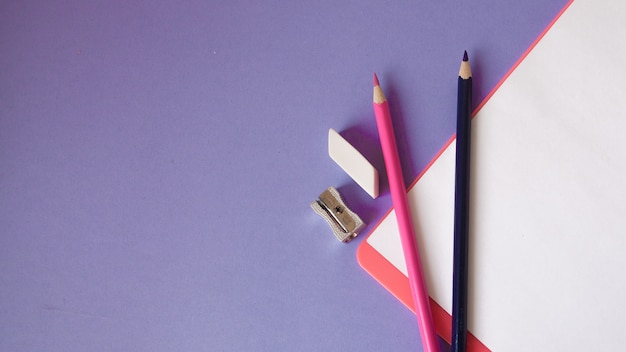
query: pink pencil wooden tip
373 73 380 86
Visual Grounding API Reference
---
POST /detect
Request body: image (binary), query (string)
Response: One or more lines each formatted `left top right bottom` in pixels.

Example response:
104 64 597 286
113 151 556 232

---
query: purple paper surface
0 1 569 351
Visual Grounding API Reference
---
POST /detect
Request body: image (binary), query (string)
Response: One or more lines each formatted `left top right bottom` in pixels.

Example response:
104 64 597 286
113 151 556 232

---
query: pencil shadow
439 337 451 352
466 50 483 226
468 48 485 112
467 48 484 337
378 75 420 186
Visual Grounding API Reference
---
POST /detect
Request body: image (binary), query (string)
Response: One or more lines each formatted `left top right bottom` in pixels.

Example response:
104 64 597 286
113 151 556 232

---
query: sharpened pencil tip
373 73 379 86
459 51 472 79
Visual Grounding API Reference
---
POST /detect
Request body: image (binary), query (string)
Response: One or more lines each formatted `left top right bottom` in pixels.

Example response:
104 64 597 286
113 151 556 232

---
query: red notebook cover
357 2 573 350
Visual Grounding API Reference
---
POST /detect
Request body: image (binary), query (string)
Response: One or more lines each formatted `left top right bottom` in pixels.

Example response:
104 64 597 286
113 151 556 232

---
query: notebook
357 0 626 350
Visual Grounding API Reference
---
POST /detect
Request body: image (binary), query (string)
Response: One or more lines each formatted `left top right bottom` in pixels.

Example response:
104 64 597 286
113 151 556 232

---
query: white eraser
328 128 379 198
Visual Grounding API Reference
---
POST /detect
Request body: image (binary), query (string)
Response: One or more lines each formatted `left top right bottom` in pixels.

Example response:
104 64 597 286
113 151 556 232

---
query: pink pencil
373 74 439 352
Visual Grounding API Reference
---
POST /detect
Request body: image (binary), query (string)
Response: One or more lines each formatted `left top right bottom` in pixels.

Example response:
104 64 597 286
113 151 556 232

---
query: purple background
1 1 568 351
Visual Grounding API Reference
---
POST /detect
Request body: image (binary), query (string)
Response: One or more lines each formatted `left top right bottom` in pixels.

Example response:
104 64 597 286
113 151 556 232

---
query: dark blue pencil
452 50 472 352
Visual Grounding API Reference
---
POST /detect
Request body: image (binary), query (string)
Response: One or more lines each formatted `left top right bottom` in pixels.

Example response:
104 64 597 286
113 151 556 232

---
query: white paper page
367 0 626 350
